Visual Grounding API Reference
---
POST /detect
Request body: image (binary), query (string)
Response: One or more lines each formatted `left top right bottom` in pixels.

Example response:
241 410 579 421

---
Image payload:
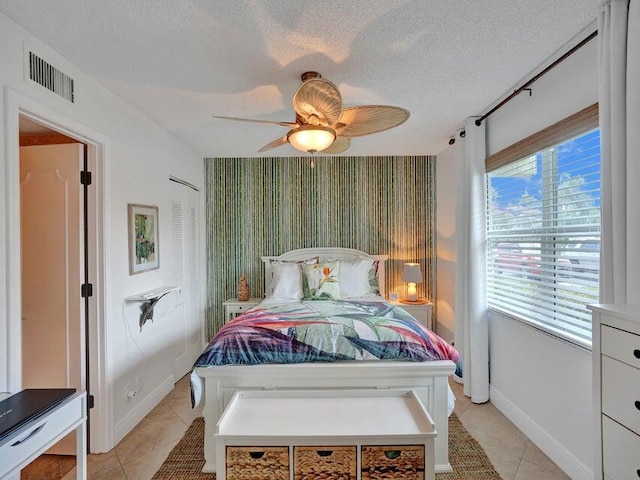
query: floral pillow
301 261 342 300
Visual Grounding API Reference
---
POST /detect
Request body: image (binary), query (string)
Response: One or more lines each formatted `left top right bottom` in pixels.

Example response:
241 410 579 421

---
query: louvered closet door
170 181 203 379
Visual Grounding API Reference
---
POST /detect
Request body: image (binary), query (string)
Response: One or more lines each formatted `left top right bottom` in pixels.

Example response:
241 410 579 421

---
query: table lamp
402 263 422 302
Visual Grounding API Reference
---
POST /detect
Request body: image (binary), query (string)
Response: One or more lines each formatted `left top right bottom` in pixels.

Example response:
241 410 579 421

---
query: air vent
27 52 75 103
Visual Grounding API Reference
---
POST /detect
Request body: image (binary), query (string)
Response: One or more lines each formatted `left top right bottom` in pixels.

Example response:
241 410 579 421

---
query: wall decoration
204 156 437 336
128 204 159 275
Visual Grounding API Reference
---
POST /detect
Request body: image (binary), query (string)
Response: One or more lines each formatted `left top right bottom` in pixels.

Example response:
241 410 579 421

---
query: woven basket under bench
226 446 289 480
361 445 425 480
294 445 357 480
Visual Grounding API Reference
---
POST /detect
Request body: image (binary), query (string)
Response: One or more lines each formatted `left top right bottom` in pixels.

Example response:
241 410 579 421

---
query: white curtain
454 118 489 403
599 0 640 302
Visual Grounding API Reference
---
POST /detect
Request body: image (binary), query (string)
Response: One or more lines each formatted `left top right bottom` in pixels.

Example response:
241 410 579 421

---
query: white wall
436 36 599 480
0 12 205 450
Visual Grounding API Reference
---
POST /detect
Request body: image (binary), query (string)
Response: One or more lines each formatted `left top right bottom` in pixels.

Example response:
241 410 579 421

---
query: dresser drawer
601 325 640 369
602 416 640 480
0 395 82 473
602 355 640 435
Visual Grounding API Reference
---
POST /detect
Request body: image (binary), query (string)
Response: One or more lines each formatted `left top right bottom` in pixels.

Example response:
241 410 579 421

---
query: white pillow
268 262 303 300
339 258 375 298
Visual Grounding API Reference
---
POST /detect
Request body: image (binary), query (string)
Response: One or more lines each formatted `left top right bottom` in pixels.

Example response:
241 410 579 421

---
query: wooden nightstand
389 299 433 331
223 297 262 323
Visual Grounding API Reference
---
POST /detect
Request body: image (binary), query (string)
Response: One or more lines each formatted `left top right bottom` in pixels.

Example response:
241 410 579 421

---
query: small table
223 297 262 323
0 391 86 480
215 389 436 480
389 299 433 330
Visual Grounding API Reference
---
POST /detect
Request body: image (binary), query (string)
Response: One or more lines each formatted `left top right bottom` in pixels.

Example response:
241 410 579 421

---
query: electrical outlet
125 383 136 400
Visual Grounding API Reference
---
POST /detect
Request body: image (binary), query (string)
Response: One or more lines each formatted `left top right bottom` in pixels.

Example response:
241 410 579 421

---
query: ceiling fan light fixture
287 125 336 154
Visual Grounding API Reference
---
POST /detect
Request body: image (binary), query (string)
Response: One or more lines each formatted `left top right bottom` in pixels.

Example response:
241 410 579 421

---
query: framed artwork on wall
128 204 159 275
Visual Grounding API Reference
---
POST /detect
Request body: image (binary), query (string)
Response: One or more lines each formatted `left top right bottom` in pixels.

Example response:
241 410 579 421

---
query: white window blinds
486 128 600 344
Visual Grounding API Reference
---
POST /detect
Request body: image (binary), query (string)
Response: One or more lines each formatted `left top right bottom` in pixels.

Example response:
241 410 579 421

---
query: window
485 106 600 345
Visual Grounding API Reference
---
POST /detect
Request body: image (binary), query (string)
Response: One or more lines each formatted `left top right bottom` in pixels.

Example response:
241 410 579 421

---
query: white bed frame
195 247 456 473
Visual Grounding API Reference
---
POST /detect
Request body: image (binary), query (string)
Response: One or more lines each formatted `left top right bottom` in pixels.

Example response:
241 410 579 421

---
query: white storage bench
215 389 436 480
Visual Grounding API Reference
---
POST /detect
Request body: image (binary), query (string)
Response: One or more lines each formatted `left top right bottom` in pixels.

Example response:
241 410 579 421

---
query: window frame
485 104 600 348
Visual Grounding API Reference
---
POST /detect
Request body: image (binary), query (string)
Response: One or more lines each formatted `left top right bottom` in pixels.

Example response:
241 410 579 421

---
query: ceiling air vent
27 51 75 103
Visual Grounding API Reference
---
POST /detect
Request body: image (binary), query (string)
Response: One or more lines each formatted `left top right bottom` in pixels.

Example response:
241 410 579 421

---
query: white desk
0 392 86 480
215 389 436 480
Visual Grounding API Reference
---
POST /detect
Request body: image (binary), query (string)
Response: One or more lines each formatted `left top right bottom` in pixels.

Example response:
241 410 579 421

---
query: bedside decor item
128 204 159 275
237 273 250 301
401 263 423 303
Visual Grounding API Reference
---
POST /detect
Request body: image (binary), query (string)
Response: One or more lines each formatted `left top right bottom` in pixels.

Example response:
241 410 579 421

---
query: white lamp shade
287 125 336 153
402 263 423 283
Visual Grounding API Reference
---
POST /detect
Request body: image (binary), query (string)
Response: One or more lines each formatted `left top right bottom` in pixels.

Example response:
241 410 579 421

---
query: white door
20 143 84 454
170 181 203 379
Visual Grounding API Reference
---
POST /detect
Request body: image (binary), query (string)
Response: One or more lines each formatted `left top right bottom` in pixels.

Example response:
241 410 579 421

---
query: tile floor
22 376 570 480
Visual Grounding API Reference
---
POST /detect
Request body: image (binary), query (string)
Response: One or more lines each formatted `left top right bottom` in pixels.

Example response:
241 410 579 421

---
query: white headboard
261 247 389 297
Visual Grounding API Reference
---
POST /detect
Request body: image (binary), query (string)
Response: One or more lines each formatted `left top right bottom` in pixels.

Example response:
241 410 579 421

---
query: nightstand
389 299 433 331
223 297 262 323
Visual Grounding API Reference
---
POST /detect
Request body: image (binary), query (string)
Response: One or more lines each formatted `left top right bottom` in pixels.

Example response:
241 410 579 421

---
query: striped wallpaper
204 155 437 336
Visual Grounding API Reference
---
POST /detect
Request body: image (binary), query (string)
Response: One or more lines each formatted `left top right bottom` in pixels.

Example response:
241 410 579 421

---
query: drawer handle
10 423 46 446
634 349 640 359
249 451 265 459
384 450 401 460
636 401 640 411
316 450 333 457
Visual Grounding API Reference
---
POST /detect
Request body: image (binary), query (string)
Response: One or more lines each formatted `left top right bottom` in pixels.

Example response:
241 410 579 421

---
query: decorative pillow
268 262 303 300
265 257 318 298
301 261 342 300
340 258 375 298
368 260 380 294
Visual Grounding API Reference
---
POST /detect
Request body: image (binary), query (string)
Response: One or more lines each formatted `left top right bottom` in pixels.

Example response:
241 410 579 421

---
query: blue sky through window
490 129 600 210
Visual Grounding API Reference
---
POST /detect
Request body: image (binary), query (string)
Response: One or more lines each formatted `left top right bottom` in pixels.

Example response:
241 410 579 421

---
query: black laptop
0 388 76 442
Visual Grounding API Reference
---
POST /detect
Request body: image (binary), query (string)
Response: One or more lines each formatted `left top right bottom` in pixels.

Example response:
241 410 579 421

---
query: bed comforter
194 299 461 376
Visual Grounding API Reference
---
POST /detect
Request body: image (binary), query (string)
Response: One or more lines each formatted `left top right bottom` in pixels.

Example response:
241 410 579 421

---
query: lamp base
399 298 429 305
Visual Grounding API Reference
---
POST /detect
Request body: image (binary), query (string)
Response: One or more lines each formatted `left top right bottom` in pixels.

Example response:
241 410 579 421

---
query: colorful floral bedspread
194 300 462 376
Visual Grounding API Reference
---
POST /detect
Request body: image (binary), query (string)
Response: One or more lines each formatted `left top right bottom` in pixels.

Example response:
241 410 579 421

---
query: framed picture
128 204 159 275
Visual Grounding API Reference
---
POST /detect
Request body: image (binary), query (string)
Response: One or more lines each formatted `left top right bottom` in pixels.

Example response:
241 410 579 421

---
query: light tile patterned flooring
23 376 570 480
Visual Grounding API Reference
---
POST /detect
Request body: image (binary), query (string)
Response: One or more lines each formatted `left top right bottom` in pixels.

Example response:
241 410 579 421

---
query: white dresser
590 304 640 480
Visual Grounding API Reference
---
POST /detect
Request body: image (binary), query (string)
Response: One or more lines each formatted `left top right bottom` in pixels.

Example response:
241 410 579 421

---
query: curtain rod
473 29 598 127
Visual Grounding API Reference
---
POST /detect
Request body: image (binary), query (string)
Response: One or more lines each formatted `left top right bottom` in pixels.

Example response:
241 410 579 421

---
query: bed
193 247 459 473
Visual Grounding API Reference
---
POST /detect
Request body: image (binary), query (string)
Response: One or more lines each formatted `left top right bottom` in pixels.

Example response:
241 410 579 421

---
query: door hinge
81 283 93 298
80 171 92 185
88 394 95 409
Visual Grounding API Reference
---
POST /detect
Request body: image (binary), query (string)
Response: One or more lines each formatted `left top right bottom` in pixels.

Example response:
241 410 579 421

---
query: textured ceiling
0 1 600 157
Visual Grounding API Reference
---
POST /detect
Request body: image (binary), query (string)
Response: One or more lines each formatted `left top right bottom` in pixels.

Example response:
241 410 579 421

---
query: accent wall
204 156 436 336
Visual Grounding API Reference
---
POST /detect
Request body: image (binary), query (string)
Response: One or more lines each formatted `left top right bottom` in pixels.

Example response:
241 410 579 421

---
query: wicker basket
361 445 425 480
294 445 357 480
226 446 290 480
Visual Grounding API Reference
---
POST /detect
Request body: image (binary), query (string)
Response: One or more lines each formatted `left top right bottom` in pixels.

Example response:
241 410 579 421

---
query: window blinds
486 128 600 343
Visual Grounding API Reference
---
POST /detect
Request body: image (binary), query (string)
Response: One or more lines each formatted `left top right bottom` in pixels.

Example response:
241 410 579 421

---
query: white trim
113 374 175 445
489 386 593 480
3 87 112 452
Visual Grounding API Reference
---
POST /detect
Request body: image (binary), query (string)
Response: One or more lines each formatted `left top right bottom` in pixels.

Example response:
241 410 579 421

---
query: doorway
5 91 108 453
19 118 86 454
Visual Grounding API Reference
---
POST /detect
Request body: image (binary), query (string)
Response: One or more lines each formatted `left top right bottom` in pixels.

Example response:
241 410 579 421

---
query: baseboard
113 374 176 445
489 386 593 480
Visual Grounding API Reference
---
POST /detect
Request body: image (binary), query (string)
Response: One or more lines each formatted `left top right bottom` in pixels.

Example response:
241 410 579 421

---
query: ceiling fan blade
212 115 297 128
322 136 350 154
293 78 343 126
258 136 289 153
338 106 410 137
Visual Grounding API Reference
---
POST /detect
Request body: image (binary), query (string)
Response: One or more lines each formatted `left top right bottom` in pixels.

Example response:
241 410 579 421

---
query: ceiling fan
213 71 410 156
